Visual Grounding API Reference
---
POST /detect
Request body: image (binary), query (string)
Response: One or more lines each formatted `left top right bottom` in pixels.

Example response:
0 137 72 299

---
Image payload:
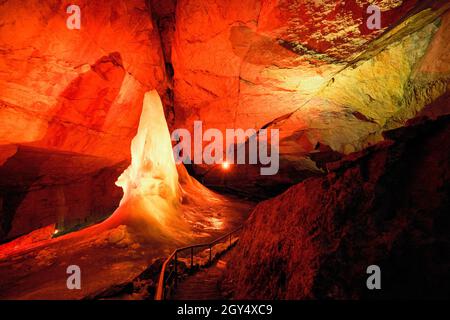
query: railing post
155 226 243 300
174 252 178 288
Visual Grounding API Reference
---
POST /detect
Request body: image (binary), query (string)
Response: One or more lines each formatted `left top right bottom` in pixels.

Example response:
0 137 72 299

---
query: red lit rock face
224 115 450 299
0 0 167 160
0 0 168 241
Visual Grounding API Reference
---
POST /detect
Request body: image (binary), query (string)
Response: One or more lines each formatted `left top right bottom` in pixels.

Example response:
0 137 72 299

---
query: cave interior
0 0 449 300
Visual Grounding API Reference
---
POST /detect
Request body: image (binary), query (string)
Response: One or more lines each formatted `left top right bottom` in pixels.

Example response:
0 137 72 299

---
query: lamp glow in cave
221 161 230 170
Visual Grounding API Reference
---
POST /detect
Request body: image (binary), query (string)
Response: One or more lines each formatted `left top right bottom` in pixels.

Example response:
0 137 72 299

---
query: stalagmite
106 90 189 242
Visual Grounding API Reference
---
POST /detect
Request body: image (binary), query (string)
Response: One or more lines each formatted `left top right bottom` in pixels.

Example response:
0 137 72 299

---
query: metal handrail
154 226 243 300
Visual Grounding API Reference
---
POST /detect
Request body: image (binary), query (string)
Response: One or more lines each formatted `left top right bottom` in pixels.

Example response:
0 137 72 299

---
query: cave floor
0 193 253 299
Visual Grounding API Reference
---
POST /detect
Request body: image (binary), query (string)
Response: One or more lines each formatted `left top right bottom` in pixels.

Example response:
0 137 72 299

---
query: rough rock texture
0 0 168 241
0 146 126 240
169 0 449 190
2 0 449 240
224 115 450 299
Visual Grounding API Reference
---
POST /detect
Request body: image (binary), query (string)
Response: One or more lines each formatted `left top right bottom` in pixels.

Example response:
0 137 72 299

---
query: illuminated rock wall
0 0 168 241
169 0 449 190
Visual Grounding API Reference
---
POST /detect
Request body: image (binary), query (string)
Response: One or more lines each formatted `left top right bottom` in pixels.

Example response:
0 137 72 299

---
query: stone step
171 251 232 300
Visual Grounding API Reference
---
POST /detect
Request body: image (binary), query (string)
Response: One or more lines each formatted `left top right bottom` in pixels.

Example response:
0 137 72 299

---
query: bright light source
53 229 59 235
221 161 230 170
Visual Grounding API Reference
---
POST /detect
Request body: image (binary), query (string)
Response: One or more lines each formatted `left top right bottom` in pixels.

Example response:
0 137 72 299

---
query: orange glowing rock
170 0 449 192
0 0 168 162
0 0 169 240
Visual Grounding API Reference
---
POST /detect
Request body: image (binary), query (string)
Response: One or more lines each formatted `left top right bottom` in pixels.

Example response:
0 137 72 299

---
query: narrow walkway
172 251 231 300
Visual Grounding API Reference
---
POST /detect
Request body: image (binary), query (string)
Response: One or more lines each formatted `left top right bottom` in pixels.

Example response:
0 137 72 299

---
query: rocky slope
224 115 450 299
